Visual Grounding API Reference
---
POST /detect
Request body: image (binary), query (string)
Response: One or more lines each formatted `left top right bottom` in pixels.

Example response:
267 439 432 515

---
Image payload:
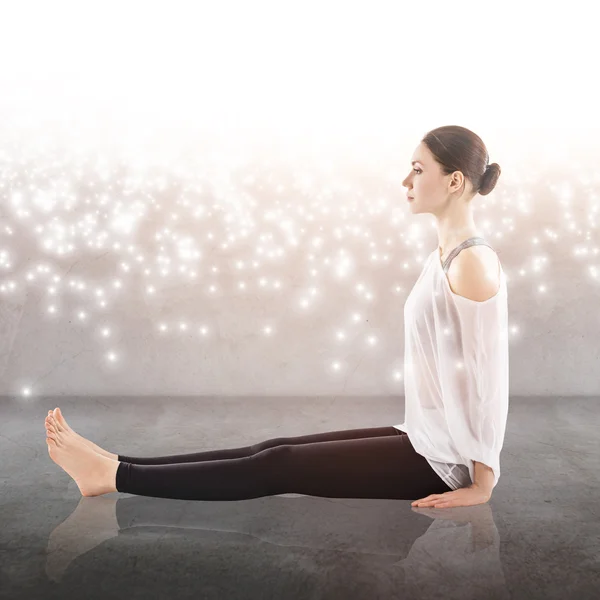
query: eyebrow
411 160 423 166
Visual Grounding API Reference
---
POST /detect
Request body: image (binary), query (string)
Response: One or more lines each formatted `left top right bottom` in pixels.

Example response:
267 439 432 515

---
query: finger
414 499 440 507
411 495 437 506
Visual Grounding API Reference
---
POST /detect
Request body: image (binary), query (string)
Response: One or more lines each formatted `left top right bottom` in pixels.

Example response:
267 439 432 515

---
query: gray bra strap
442 237 496 274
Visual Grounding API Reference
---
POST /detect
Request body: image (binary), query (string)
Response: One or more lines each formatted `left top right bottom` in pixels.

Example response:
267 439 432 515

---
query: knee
253 443 292 462
251 436 288 453
251 444 293 494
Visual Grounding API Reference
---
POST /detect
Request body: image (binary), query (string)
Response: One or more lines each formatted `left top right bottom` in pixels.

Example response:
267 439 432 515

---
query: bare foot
45 413 119 497
45 408 119 461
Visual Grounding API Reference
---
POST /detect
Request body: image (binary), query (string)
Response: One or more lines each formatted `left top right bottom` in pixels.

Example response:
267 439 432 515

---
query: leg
115 430 453 501
118 426 401 465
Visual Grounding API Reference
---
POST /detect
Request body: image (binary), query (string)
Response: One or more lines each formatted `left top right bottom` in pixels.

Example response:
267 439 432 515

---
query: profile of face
403 142 472 215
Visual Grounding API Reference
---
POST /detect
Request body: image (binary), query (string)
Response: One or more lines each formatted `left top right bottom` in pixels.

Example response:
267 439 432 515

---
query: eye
413 168 422 174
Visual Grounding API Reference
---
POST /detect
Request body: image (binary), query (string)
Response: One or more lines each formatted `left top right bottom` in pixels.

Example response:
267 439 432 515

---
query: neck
436 207 480 259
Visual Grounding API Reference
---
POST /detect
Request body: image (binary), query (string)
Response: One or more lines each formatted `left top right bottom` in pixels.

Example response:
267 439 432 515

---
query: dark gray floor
1 396 598 600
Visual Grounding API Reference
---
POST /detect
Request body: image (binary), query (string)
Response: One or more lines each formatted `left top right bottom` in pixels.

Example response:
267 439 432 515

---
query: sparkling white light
0 0 597 396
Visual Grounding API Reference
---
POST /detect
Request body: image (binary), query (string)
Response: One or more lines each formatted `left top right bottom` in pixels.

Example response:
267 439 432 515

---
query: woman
45 125 508 509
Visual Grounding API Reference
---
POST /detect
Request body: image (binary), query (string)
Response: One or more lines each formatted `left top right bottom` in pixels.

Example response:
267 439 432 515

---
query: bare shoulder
446 246 501 302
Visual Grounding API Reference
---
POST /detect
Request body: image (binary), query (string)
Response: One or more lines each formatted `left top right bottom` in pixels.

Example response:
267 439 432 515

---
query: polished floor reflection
1 396 598 599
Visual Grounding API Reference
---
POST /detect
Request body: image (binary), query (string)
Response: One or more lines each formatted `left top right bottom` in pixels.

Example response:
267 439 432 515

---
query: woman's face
402 142 446 213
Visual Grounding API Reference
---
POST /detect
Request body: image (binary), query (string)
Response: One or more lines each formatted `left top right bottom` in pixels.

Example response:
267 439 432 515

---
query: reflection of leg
115 430 440 502
114 492 435 560
118 426 399 465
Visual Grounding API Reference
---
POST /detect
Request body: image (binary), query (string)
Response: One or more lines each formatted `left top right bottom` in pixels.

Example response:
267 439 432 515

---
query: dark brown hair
422 125 501 197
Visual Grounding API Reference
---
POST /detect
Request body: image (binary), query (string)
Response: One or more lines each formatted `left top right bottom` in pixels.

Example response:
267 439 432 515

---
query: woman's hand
411 485 491 508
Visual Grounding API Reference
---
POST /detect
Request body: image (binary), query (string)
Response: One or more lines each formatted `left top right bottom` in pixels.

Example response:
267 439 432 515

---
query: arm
449 251 502 501
470 461 494 498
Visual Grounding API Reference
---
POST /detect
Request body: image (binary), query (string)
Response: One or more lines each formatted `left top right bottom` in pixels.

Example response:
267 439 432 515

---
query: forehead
411 148 426 165
411 143 428 164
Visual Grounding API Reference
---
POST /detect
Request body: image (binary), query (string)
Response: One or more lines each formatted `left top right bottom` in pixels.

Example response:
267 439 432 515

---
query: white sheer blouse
394 238 509 491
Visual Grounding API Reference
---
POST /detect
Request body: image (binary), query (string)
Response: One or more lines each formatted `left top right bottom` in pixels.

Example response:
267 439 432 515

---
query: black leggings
116 426 453 501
